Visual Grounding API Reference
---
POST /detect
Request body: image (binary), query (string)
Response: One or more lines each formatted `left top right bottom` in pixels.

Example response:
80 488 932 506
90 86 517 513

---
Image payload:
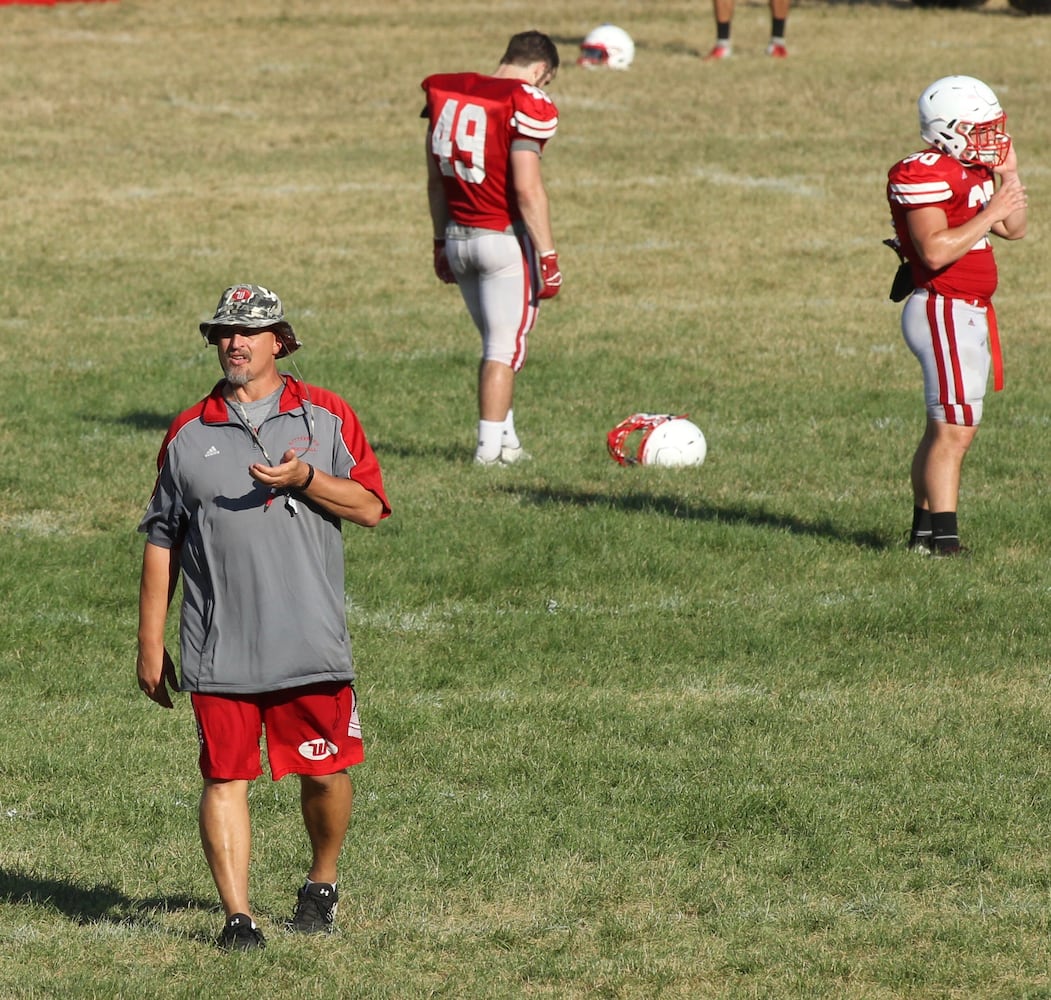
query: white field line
0 511 65 537
8 162 1050 208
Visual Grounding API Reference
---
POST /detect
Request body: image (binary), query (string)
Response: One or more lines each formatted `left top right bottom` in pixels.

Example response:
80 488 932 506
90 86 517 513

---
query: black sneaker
217 913 266 951
932 543 970 558
287 881 339 934
907 530 934 554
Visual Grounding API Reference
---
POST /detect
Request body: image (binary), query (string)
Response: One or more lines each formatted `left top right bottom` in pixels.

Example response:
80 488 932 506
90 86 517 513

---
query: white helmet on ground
578 24 635 70
918 75 1010 168
607 413 707 467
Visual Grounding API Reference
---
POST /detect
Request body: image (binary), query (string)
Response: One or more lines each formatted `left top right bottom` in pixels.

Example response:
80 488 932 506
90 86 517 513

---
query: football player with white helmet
422 31 562 466
886 76 1028 556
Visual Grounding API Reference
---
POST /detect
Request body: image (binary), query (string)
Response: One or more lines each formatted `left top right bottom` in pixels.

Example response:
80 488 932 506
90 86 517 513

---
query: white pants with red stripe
446 225 539 371
902 288 991 427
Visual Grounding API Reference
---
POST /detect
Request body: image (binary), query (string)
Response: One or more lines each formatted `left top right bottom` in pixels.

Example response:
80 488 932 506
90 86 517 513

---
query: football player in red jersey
423 31 561 465
887 76 1027 556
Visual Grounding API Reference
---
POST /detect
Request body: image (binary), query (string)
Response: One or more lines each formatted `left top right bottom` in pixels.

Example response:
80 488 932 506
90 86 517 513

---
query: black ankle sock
931 511 960 551
910 506 932 543
771 18 787 37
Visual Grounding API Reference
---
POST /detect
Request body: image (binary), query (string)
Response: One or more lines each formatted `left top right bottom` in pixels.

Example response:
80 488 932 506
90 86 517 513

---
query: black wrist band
300 464 315 491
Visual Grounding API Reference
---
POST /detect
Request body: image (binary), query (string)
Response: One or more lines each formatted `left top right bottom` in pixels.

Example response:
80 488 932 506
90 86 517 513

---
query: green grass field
2 0 1051 996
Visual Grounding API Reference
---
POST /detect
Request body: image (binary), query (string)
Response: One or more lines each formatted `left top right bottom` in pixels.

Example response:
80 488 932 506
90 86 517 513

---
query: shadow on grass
0 869 213 926
500 485 890 550
369 439 465 464
113 411 176 433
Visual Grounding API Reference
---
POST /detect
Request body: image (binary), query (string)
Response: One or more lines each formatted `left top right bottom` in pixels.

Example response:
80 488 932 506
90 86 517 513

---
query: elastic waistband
919 288 991 310
446 222 516 239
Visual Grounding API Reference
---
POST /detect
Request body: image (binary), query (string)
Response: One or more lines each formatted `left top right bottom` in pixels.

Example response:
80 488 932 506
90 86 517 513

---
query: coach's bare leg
200 779 252 917
300 771 353 884
911 418 979 512
478 359 514 423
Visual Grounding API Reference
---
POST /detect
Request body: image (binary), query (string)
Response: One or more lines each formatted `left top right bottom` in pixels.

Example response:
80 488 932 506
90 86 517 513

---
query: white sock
476 419 504 463
502 410 521 449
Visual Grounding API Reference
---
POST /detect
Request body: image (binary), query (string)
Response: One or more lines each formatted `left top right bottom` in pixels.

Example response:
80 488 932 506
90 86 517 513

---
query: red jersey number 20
432 99 487 184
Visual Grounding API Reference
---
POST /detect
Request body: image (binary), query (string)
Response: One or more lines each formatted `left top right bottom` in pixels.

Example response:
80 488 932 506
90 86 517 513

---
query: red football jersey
422 72 558 232
887 149 998 300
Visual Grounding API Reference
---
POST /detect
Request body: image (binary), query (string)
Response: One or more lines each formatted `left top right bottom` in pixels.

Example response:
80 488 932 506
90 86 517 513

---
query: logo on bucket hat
199 283 302 358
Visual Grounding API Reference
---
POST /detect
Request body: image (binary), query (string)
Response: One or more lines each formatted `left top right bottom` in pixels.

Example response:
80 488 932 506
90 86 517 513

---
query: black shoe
932 543 970 558
217 913 266 951
287 881 339 934
907 533 933 555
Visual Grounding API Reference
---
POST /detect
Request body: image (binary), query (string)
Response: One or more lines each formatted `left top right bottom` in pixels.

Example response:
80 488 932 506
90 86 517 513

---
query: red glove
433 239 456 284
537 251 562 300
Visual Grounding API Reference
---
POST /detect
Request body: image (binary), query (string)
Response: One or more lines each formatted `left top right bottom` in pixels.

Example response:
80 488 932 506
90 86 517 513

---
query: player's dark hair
500 30 559 72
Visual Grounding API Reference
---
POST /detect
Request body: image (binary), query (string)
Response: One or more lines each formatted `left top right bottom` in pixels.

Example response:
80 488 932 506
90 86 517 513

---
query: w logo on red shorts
348 701 362 740
298 738 339 761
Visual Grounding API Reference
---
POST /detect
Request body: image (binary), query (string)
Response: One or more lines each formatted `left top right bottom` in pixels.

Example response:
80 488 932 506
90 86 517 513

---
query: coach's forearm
299 467 385 527
137 541 177 647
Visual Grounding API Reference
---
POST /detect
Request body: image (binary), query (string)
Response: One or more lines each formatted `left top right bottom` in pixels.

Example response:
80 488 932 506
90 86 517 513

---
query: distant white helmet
578 24 635 70
607 413 707 468
918 75 1010 168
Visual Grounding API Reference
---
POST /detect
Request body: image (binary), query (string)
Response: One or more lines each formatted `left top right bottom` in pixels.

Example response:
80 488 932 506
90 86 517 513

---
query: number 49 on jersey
431 99 488 184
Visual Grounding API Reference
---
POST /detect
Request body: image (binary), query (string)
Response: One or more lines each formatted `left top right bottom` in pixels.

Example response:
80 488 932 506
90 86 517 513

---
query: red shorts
190 681 364 781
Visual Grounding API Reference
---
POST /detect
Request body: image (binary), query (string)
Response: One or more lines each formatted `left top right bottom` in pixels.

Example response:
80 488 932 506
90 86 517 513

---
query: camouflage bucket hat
199 283 302 358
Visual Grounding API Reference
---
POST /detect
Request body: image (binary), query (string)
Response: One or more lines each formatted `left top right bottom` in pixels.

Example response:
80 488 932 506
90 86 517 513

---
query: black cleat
907 531 934 555
932 543 970 558
217 913 266 951
287 881 339 934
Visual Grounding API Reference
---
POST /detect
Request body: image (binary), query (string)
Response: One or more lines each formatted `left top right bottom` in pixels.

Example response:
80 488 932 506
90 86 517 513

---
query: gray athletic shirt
138 376 390 695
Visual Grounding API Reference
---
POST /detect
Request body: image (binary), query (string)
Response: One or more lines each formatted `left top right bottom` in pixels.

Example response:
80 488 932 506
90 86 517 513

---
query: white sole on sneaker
499 445 530 465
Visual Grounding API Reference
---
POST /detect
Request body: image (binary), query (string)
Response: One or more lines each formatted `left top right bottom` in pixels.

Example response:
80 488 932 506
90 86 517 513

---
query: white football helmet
918 75 1010 168
607 414 707 468
578 24 635 70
